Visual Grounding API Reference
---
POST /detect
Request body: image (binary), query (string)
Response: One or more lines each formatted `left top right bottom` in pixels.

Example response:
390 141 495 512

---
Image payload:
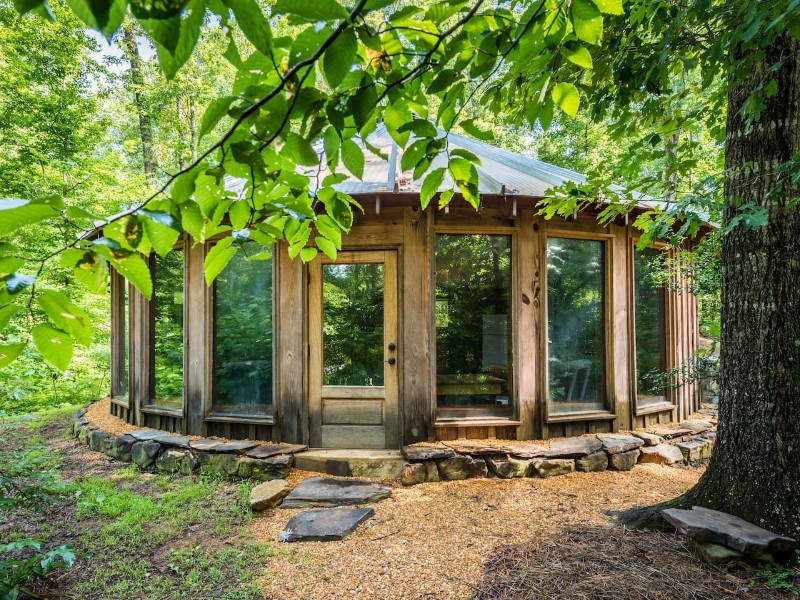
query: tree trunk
120 20 156 181
691 31 800 540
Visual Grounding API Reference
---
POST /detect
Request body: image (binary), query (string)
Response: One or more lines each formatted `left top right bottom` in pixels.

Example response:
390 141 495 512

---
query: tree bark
120 20 156 181
689 31 800 540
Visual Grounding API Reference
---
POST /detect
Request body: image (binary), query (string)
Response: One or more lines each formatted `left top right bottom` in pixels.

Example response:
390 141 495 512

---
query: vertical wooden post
184 242 205 436
611 224 631 431
517 210 539 439
401 206 432 443
276 241 308 445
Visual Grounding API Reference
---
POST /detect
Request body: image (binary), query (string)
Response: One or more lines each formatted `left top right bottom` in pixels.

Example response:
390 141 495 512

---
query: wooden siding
110 199 704 445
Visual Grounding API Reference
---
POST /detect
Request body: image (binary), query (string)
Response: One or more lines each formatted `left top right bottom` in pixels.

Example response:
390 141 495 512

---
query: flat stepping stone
246 444 308 459
129 429 166 441
189 438 224 451
278 507 374 542
596 433 644 454
151 433 191 449
650 427 694 439
546 437 602 458
402 445 455 461
632 431 662 447
443 441 512 456
207 440 260 454
639 444 684 465
250 479 292 511
280 477 391 509
679 420 713 434
662 506 797 557
506 442 548 459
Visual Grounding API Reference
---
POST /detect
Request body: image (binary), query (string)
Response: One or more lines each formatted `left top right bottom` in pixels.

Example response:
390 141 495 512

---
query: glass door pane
322 262 385 387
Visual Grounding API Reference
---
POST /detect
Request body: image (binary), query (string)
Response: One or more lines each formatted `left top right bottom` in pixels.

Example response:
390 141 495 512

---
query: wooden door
309 250 399 449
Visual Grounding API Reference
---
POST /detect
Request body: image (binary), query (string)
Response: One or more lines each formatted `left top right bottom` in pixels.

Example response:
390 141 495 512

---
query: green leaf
199 96 236 140
139 0 205 79
552 82 580 117
13 0 54 18
65 205 99 222
323 128 340 168
450 149 482 166
222 0 273 56
171 167 201 203
0 257 24 279
143 219 181 257
99 249 153 299
283 133 319 166
0 198 61 237
180 202 204 240
229 200 252 230
315 236 337 260
315 214 342 248
341 139 364 179
65 0 126 37
32 325 73 372
420 167 445 209
322 28 357 90
0 305 18 332
37 290 91 347
204 237 237 285
561 43 593 69
299 247 318 262
401 139 429 172
384 101 412 147
272 0 348 21
458 119 493 141
571 0 603 45
591 0 623 15
0 343 25 369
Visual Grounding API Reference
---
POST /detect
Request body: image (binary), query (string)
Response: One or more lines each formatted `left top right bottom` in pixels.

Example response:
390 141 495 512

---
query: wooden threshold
433 419 522 428
204 413 275 425
634 402 676 417
141 405 183 418
546 411 617 423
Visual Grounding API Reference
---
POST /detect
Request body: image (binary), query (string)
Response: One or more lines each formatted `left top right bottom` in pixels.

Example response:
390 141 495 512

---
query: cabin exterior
108 129 701 448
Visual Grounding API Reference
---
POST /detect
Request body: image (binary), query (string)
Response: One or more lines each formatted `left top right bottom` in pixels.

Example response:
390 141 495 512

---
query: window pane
634 247 668 406
547 237 606 414
435 234 513 419
152 251 184 410
213 250 273 415
113 280 129 399
322 263 384 386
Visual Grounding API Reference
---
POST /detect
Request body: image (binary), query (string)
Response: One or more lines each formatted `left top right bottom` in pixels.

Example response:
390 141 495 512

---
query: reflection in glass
547 237 606 414
152 251 184 410
323 263 384 386
213 249 273 415
435 234 513 419
114 281 129 399
634 247 668 407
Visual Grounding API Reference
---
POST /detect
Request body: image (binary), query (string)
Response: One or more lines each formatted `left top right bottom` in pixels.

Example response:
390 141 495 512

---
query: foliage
751 563 800 596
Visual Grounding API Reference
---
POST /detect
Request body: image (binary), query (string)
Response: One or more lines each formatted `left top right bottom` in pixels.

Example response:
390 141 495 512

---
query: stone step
280 476 392 509
279 507 374 542
293 449 404 479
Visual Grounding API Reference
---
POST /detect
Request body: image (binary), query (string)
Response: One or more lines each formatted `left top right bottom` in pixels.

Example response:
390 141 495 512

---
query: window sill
110 396 129 408
634 402 675 417
434 418 521 428
204 413 275 425
547 411 617 423
141 405 183 418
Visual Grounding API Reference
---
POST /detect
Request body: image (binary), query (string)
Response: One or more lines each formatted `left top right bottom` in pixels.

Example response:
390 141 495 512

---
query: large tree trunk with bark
690 32 800 540
120 20 156 181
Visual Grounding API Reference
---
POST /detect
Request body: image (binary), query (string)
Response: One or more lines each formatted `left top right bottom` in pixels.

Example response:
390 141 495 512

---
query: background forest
0 0 723 416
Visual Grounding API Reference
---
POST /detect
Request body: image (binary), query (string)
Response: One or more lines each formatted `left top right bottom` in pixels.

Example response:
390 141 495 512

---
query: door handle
388 342 396 351
387 357 397 365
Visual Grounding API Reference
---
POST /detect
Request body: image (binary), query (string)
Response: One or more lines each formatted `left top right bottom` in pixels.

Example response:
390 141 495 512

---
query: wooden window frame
431 224 520 426
630 240 676 417
141 242 187 418
203 240 276 424
542 230 617 422
110 269 130 408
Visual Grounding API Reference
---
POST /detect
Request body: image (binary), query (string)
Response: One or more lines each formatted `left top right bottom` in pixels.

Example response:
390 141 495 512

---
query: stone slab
294 449 404 479
402 445 456 462
506 442 548 459
662 506 797 557
250 479 292 511
443 441 512 456
632 432 663 447
546 437 602 458
401 462 427 486
189 438 224 451
207 440 260 454
486 457 531 479
679 420 713 434
238 455 292 481
608 449 640 471
639 444 684 465
575 451 608 472
128 429 165 441
280 477 392 509
151 433 191 449
246 444 308 459
696 542 744 564
436 456 488 480
278 507 374 542
596 433 645 454
650 427 694 439
531 459 575 478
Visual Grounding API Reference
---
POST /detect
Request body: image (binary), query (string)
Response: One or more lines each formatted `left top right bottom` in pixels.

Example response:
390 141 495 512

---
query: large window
211 248 273 415
634 246 669 408
110 272 129 402
546 237 607 415
435 234 513 420
151 250 184 411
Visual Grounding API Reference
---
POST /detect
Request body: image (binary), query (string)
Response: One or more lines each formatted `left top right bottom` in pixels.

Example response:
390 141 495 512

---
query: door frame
308 250 400 448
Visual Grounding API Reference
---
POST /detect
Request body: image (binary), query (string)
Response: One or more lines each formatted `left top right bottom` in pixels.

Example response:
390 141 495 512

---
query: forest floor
2 407 797 600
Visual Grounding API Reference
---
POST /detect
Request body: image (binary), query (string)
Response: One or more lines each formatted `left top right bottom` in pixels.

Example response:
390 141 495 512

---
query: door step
294 449 404 479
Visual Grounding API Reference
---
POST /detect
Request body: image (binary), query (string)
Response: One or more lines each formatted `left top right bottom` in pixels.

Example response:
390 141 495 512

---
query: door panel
309 250 399 449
